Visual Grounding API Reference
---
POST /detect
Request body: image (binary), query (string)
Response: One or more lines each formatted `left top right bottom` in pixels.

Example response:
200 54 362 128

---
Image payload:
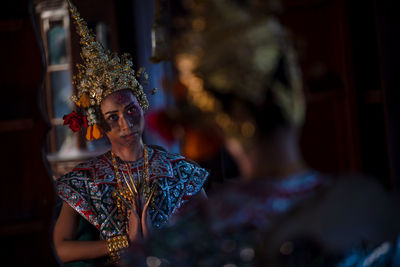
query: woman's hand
127 201 142 243
141 195 154 238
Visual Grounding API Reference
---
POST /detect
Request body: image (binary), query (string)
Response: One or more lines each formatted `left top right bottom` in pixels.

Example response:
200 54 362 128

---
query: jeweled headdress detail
63 0 150 140
175 0 305 141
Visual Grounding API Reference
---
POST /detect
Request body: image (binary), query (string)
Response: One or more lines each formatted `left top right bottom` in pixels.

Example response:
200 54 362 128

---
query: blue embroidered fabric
56 146 208 239
336 235 400 267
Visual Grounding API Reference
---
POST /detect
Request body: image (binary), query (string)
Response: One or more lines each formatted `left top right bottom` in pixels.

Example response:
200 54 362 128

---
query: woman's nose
119 114 132 130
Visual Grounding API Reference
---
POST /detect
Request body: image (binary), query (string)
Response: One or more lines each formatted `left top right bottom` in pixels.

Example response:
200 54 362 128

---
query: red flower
63 111 88 132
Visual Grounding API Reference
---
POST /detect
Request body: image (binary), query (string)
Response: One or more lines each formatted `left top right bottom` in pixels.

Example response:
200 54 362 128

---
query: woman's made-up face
100 89 145 147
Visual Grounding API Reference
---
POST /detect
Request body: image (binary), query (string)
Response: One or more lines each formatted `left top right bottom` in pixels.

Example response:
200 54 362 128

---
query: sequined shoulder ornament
56 146 209 238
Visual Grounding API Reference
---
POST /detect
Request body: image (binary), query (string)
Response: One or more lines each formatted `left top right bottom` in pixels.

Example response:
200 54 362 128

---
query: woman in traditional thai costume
52 2 208 265
121 1 400 266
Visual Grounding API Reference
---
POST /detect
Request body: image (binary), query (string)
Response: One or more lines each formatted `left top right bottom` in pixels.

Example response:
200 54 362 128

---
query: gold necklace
111 145 150 220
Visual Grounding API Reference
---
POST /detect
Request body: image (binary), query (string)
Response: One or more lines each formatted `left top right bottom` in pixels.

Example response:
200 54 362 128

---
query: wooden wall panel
0 0 57 265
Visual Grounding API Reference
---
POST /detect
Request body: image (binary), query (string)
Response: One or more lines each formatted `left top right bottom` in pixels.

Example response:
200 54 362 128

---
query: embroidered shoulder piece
56 158 101 229
56 155 124 238
145 147 209 229
56 147 209 237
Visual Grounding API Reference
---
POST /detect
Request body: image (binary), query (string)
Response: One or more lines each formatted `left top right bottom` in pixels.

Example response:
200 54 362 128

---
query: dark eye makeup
103 103 140 123
106 114 119 121
126 105 139 115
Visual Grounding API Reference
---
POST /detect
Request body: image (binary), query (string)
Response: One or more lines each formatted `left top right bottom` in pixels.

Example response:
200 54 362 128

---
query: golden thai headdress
175 0 305 141
63 0 149 140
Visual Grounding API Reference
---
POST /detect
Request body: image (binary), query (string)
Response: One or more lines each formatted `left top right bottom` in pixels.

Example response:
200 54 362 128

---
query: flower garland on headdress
63 0 150 140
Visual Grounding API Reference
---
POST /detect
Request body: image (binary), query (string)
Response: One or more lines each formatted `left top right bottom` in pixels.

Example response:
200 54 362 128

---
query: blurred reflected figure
120 0 400 266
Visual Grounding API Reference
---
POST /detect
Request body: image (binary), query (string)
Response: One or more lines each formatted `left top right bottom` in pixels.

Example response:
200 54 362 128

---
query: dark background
0 0 398 265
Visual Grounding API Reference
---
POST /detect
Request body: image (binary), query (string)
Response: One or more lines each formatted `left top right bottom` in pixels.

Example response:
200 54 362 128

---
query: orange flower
86 124 103 140
78 93 91 108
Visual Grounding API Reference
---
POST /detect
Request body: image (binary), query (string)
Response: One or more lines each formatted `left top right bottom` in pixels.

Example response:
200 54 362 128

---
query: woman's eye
127 107 138 115
107 114 118 121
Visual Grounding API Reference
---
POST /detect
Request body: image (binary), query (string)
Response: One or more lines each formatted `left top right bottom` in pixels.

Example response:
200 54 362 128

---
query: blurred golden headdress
64 1 149 140
175 0 305 139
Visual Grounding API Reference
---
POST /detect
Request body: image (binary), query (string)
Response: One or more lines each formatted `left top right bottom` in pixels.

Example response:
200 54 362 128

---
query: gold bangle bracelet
106 234 129 263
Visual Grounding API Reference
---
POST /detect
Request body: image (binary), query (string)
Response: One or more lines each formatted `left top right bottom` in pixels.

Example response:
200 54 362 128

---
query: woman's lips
121 132 138 139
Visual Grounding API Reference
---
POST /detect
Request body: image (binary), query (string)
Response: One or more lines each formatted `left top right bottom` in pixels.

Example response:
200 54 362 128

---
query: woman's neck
227 128 308 180
111 139 144 162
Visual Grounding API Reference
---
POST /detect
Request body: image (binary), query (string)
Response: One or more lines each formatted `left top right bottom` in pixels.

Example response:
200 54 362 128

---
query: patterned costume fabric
56 146 208 239
120 171 331 267
121 172 400 267
337 235 400 267
206 171 329 233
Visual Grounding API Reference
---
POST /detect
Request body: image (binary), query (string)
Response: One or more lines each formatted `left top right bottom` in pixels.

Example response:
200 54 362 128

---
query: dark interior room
0 0 399 265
